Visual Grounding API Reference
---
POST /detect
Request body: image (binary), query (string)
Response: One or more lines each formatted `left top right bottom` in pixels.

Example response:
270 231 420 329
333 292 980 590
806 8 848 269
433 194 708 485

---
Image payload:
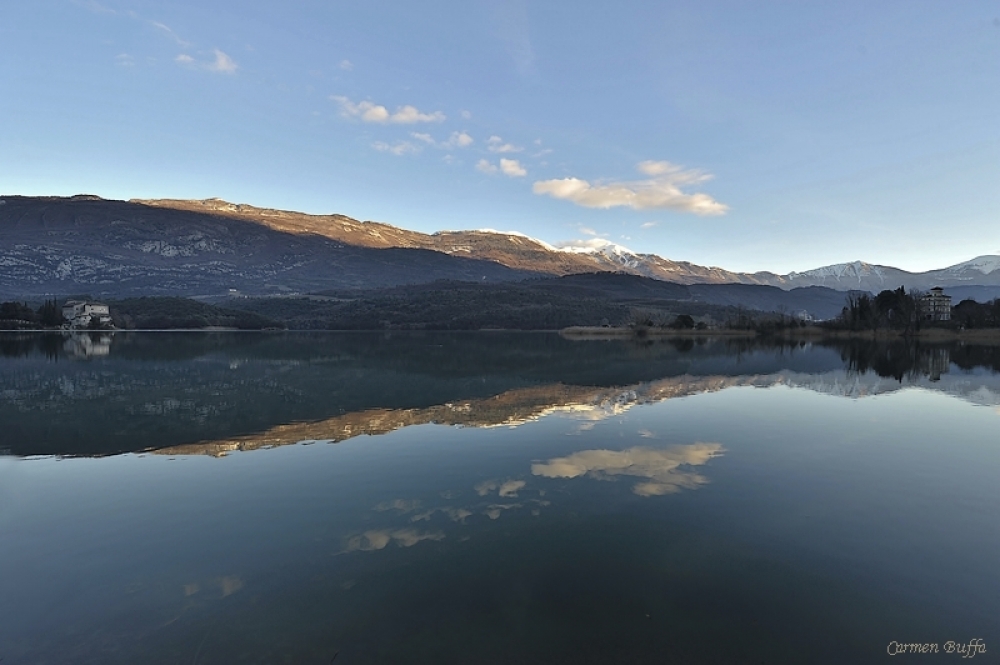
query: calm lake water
1 332 998 664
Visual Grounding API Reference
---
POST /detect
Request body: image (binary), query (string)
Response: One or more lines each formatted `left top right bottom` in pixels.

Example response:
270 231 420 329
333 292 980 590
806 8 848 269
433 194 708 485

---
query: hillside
227 273 857 329
2 195 999 300
0 196 538 299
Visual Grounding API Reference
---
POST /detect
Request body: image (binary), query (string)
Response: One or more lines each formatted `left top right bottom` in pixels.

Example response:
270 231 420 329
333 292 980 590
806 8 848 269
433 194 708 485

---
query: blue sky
2 0 998 273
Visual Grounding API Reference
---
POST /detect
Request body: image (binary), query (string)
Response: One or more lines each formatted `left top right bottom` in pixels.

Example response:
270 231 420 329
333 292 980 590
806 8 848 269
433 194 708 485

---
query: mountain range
1 194 998 302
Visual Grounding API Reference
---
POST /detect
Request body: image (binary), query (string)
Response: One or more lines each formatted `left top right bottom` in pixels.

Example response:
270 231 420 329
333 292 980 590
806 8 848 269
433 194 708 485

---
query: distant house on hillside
920 287 951 322
62 300 112 328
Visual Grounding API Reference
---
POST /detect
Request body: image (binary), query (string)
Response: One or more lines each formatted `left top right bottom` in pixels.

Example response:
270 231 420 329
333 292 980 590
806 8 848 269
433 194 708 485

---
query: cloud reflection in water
344 528 445 552
532 443 724 496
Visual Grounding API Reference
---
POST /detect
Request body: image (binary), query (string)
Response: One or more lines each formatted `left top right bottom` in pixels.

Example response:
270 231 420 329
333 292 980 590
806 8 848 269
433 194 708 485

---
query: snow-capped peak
553 238 642 269
942 255 1000 275
554 238 636 256
786 260 884 280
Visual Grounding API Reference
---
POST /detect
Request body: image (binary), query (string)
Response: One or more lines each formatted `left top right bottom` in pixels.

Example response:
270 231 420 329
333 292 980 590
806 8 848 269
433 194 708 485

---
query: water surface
1 332 997 663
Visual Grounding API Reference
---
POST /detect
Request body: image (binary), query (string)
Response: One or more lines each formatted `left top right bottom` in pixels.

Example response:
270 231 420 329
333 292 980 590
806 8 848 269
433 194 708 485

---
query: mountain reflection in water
1 332 999 457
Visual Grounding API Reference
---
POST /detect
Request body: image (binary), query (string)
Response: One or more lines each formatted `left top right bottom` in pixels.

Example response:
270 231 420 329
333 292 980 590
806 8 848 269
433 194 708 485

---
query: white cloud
175 54 195 65
410 132 436 144
476 159 498 174
372 141 421 156
448 131 474 148
115 53 135 67
331 96 445 124
487 135 523 153
339 59 353 71
579 227 599 236
640 221 659 229
500 158 526 177
532 161 728 215
531 443 724 497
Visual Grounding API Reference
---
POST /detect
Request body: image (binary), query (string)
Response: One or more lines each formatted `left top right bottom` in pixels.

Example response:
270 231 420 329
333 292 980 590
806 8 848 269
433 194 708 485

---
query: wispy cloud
331 96 445 124
533 161 728 215
636 160 675 176
410 131 474 149
338 59 353 71
372 141 421 156
640 221 659 229
73 0 117 15
206 49 238 73
487 135 522 153
74 2 238 76
151 20 191 47
491 0 535 75
476 159 498 174
175 49 238 74
500 159 526 177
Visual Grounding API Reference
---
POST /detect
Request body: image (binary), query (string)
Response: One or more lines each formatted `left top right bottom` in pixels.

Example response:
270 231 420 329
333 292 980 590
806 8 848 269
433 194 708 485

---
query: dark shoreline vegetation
2 274 999 336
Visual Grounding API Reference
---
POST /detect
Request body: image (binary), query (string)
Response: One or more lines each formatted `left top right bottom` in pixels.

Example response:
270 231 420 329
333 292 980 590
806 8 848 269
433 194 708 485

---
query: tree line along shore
1 286 998 339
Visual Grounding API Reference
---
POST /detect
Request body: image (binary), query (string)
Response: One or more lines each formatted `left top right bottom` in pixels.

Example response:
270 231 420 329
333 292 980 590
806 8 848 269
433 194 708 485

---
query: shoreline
560 325 1000 343
559 326 757 339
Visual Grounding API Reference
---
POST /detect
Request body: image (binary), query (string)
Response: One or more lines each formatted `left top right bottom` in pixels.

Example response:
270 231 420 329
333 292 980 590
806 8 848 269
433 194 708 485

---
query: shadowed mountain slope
0 196 539 298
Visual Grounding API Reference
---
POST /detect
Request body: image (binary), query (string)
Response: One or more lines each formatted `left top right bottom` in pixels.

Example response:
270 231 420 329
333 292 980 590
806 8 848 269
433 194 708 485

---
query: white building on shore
62 300 113 328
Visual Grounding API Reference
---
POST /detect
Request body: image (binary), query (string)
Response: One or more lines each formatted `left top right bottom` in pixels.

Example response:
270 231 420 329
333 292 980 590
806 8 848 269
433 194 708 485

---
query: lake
1 332 997 664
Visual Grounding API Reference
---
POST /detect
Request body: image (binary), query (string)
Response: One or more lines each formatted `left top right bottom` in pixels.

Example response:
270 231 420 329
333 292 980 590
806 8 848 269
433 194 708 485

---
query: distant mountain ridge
1 195 998 300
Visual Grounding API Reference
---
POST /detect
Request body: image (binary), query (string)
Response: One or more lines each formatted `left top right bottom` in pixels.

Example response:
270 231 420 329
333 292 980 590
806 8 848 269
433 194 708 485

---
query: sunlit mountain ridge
2 195 998 300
